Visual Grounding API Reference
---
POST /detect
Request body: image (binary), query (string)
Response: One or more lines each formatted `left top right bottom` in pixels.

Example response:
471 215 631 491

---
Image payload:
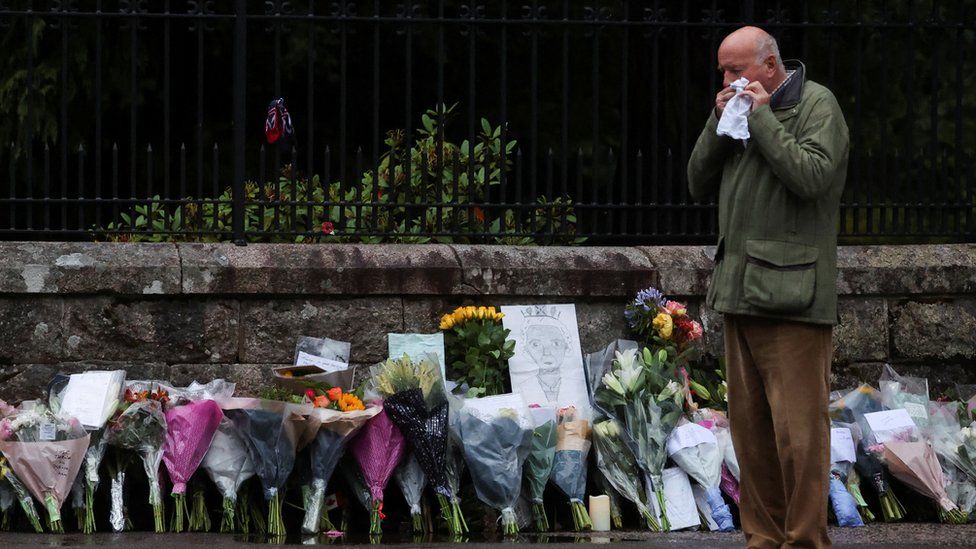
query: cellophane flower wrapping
349 406 406 534
0 455 43 532
222 397 310 537
201 418 256 532
0 404 90 533
667 421 734 531
370 354 464 534
302 405 380 534
394 453 427 533
592 418 656 529
879 365 930 430
523 406 557 532
162 399 224 531
828 422 864 527
457 398 533 536
53 370 125 533
829 384 905 522
550 406 592 531
883 440 964 523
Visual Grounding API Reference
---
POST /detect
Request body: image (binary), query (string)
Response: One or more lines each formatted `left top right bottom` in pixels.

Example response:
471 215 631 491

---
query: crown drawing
520 305 562 321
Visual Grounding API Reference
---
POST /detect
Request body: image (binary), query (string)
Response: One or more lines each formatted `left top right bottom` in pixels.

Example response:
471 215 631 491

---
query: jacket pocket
742 239 818 313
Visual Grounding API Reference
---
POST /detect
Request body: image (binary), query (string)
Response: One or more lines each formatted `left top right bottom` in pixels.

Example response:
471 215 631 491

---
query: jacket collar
770 60 805 110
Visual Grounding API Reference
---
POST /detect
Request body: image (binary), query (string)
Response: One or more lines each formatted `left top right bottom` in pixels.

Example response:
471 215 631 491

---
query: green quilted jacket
687 61 849 325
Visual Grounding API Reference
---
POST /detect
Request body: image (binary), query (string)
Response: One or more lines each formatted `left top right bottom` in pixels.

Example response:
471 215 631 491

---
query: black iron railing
0 1 973 245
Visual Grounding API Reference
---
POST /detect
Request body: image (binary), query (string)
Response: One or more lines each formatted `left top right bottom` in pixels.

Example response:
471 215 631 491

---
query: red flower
321 221 335 235
305 388 316 400
327 387 343 402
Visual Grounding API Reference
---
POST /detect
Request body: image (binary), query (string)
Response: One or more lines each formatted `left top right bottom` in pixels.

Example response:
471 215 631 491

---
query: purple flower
634 287 667 309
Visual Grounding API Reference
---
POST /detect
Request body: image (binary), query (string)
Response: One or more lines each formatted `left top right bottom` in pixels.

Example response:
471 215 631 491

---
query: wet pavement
1 524 976 548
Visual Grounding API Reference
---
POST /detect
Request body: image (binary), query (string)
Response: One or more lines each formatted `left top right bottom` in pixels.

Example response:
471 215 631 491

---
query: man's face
717 44 775 90
525 325 568 373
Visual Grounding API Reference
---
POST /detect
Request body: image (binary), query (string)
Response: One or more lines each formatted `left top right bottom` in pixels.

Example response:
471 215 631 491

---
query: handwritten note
295 351 348 372
59 371 120 429
864 409 917 443
830 427 856 464
667 423 718 456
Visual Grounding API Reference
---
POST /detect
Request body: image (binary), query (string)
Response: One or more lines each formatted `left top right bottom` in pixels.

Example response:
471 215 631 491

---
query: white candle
589 494 611 532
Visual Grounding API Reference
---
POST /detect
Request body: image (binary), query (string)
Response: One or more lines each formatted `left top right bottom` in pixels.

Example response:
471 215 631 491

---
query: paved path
1 524 976 547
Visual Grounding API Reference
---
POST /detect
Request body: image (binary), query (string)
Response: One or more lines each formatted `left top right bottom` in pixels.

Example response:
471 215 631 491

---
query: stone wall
1 242 973 401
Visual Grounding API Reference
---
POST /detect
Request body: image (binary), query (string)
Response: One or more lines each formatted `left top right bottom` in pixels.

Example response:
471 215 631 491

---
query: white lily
602 372 626 397
613 349 643 394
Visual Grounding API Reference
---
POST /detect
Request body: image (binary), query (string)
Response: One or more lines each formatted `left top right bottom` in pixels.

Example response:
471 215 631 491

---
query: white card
691 485 720 531
39 422 57 441
59 371 119 429
295 351 349 372
649 467 701 531
388 333 446 378
830 427 857 464
902 401 928 422
864 409 917 443
667 423 718 456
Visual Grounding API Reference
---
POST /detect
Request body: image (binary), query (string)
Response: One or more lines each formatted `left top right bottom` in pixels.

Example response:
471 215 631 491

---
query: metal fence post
232 0 247 245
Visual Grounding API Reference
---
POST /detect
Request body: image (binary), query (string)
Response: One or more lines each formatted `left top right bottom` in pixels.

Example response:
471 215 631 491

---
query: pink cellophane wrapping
349 407 405 501
162 400 224 494
720 463 740 504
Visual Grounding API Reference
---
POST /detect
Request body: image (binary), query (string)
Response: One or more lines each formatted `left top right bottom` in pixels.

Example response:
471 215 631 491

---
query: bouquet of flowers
692 409 740 503
828 423 865 527
879 365 930 429
594 347 685 531
349 407 406 534
201 418 256 532
162 398 224 532
550 406 592 531
222 397 311 538
104 383 170 532
394 453 427 533
301 386 378 534
371 354 464 534
923 400 974 519
591 418 657 529
624 287 703 366
440 306 516 397
0 454 43 532
883 439 966 523
958 425 976 482
52 370 125 534
830 384 905 521
0 404 90 533
523 405 557 531
457 395 533 536
667 421 735 531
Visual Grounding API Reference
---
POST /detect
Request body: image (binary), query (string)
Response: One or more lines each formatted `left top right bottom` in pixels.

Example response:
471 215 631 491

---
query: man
687 26 849 549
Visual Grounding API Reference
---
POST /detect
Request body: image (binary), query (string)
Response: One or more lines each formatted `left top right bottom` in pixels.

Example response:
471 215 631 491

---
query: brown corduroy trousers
724 314 833 549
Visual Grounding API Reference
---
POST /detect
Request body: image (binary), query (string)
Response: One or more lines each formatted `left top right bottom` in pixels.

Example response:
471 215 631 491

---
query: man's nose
723 73 735 87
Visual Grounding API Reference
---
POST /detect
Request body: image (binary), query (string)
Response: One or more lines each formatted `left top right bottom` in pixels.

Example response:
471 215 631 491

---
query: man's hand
714 86 735 117
741 81 770 111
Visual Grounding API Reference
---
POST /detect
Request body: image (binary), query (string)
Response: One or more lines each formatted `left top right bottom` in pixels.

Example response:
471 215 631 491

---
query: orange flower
327 387 343 402
313 395 331 408
338 393 365 412
473 206 485 223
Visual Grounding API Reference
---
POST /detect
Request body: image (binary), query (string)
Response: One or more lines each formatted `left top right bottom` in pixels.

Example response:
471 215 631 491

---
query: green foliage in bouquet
624 287 704 369
686 357 729 413
439 306 516 397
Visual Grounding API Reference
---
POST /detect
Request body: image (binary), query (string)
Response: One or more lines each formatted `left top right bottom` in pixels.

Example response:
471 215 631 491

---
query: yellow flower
338 393 365 412
439 314 455 331
652 313 673 339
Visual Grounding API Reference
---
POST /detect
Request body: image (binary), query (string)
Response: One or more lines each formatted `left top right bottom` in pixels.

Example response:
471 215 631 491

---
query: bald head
717 26 786 92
